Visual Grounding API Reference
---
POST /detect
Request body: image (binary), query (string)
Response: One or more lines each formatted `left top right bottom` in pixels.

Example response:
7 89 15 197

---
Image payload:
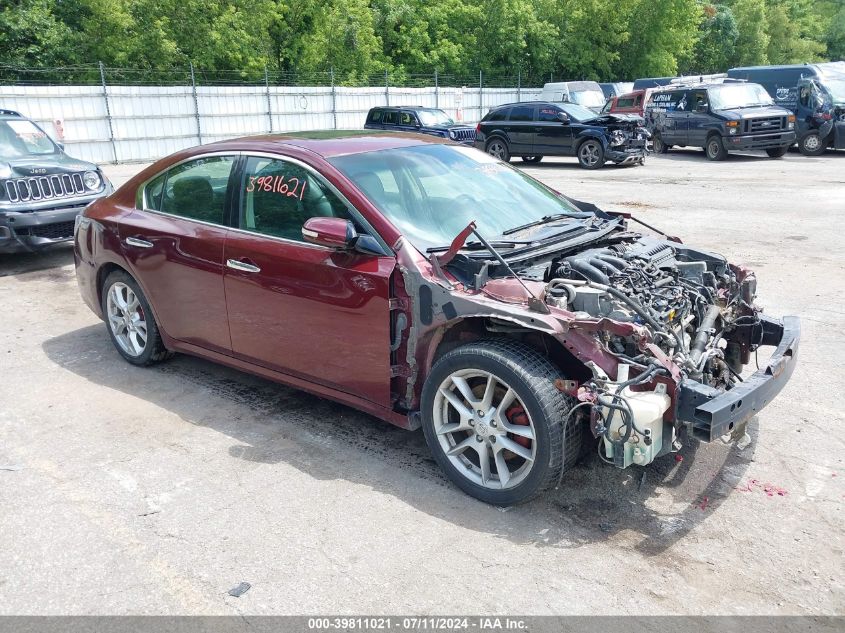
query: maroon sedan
74 131 798 505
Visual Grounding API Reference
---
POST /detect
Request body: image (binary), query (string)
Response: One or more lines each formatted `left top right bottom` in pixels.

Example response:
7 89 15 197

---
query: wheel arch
96 262 167 337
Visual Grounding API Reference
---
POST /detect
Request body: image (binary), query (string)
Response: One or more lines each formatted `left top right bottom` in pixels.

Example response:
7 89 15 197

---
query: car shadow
42 324 757 555
0 243 74 279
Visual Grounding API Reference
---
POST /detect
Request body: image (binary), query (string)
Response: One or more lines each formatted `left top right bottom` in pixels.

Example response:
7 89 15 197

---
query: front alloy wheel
577 140 605 169
421 339 581 505
799 132 826 156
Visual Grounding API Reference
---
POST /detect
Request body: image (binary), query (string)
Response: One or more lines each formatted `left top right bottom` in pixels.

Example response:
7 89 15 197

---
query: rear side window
155 156 235 224
369 109 382 122
649 90 688 112
486 108 509 122
144 172 166 210
508 106 535 122
382 111 397 125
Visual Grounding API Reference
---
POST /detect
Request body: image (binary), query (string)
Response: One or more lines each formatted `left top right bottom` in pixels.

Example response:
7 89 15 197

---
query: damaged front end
396 212 799 471
593 113 651 164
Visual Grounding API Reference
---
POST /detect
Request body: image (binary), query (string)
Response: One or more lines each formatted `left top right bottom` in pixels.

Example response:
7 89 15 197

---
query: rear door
119 154 236 354
506 105 537 155
223 153 395 406
533 106 574 155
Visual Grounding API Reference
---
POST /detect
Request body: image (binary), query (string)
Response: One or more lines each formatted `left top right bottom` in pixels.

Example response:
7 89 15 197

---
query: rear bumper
677 315 800 441
724 131 796 151
0 204 89 253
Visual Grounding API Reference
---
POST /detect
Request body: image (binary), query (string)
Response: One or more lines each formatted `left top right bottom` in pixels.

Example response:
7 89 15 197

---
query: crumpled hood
3 153 97 179
586 113 645 126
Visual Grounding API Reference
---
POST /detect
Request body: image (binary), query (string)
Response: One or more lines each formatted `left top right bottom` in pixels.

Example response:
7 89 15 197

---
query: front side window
155 155 235 224
0 119 57 158
240 156 353 242
399 112 417 126
538 107 562 122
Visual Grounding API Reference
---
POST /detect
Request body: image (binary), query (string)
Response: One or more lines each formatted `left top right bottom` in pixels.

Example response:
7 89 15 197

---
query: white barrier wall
0 83 542 164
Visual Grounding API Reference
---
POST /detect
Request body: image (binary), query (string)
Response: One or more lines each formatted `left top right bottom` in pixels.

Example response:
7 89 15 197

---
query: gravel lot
1 148 843 615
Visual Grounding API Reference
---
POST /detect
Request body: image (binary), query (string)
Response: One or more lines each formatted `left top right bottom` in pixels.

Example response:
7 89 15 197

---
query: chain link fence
0 64 544 164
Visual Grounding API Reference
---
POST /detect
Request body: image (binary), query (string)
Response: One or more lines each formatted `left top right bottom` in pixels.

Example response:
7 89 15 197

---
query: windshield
571 90 606 109
825 79 845 102
709 84 774 110
329 145 582 252
417 110 454 126
559 103 599 122
0 119 57 158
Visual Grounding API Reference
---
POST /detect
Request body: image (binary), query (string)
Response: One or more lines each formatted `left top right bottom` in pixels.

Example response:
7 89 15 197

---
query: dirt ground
1 148 843 615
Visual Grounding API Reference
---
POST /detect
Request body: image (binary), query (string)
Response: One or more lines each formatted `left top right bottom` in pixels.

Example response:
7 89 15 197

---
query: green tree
828 1 845 59
732 0 769 65
681 4 738 74
0 0 78 67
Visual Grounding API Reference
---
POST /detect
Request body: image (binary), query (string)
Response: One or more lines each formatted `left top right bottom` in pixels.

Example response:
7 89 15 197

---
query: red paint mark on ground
698 496 710 511
737 478 788 497
674 454 684 463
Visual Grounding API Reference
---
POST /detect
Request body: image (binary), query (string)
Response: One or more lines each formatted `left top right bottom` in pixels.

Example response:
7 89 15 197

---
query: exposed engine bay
448 231 765 470
591 113 652 151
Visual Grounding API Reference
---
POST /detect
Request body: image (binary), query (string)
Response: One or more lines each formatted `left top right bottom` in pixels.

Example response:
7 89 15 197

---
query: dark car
645 81 796 159
0 109 112 253
75 130 798 505
364 106 476 144
475 101 649 169
728 63 845 155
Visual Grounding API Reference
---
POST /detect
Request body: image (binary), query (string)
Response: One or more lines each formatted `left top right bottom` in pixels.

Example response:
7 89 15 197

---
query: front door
533 106 573 155
223 154 395 406
119 154 236 354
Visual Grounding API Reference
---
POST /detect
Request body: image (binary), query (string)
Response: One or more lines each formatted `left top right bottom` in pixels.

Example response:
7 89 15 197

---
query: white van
540 81 607 112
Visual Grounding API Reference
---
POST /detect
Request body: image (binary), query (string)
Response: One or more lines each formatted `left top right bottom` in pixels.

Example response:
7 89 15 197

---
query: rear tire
577 139 605 169
766 146 788 158
799 132 826 156
521 156 543 164
485 138 511 162
705 135 728 161
421 339 581 506
101 270 172 366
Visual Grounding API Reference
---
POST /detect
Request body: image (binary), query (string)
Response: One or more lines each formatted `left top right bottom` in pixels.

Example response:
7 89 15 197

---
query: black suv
0 109 112 253
645 81 796 160
364 106 476 144
474 101 649 169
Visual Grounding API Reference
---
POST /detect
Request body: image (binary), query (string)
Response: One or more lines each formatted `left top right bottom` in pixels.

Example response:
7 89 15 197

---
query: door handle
226 258 261 273
125 236 153 248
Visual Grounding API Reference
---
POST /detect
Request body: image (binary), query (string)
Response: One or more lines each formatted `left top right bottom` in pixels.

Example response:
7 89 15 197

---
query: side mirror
56 142 65 151
302 217 356 249
301 217 384 256
557 112 570 123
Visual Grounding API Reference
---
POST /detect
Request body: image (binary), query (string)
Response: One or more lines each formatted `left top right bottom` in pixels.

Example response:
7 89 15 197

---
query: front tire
766 146 788 158
577 139 605 169
421 339 581 505
706 135 728 161
652 134 670 154
799 132 826 156
521 156 543 164
101 270 171 366
485 138 510 162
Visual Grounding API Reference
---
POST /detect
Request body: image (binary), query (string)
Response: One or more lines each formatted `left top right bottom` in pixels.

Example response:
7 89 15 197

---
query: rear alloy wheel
521 156 543 164
766 146 789 158
799 132 826 156
706 135 728 161
421 339 581 505
102 271 171 366
485 139 510 162
577 140 605 169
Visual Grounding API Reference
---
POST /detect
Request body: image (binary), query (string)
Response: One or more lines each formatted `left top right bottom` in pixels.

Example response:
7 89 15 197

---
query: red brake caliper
505 405 531 448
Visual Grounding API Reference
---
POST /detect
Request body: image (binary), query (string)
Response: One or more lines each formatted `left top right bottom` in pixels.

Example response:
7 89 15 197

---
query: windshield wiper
502 212 592 236
426 239 532 253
